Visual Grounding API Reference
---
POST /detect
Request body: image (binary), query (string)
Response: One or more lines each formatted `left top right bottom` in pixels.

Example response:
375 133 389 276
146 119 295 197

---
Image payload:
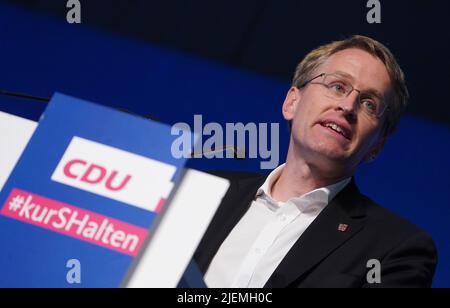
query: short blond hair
292 35 409 137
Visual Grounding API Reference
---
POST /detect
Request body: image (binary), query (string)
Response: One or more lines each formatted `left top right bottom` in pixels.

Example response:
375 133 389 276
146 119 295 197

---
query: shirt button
279 214 287 222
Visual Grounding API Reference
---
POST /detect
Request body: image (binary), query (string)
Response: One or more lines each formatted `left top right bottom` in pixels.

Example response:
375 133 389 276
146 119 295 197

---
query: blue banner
0 93 189 287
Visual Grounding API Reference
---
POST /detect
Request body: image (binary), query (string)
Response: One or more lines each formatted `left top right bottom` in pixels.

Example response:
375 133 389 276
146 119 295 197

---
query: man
194 35 437 288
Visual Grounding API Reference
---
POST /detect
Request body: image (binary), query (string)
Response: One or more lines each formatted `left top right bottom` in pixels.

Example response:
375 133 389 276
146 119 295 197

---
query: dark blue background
0 2 449 287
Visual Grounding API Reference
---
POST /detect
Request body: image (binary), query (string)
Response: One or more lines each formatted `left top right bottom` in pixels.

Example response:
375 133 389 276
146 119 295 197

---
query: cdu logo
51 136 176 213
62 159 132 192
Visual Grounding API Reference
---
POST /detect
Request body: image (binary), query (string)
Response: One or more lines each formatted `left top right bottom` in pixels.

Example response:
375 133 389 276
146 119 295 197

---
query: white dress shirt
204 164 351 288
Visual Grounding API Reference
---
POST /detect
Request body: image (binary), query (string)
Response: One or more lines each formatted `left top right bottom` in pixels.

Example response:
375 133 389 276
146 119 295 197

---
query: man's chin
310 147 353 165
294 141 352 164
312 144 351 160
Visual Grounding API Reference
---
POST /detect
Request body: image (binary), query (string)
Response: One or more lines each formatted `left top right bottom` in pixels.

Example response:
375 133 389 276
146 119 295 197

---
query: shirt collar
256 163 351 210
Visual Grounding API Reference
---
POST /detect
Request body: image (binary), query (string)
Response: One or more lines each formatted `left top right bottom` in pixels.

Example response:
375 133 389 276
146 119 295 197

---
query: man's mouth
320 121 351 140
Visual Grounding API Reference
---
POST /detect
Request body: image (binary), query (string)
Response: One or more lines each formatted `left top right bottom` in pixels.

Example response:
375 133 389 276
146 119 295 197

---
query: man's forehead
330 70 385 100
319 48 392 94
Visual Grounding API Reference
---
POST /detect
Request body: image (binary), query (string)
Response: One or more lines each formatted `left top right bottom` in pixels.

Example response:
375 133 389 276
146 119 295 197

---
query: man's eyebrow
361 89 385 100
333 70 356 81
333 70 385 100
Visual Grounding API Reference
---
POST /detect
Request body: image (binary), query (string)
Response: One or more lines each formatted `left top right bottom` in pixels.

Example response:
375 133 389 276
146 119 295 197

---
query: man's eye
361 99 378 113
329 83 347 94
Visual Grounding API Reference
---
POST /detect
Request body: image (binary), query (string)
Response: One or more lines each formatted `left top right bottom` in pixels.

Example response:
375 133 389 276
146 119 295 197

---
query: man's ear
363 136 387 162
282 87 300 121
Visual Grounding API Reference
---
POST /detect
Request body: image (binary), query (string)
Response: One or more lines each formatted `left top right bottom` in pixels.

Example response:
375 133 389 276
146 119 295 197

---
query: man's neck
271 148 351 203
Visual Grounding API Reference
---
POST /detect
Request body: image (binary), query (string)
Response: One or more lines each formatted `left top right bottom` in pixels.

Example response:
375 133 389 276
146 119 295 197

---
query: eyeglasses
299 73 389 119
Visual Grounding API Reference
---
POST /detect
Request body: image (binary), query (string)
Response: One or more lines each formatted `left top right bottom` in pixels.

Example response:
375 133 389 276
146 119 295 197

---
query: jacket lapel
195 173 267 273
264 178 367 288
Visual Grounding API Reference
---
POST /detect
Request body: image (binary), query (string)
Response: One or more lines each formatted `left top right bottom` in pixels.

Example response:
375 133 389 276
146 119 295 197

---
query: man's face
283 48 392 175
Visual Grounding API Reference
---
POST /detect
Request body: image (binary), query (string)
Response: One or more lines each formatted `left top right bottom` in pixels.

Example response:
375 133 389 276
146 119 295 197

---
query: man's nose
335 90 359 121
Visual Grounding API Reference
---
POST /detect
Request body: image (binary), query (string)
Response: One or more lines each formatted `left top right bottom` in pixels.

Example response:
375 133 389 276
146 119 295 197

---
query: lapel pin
338 223 349 232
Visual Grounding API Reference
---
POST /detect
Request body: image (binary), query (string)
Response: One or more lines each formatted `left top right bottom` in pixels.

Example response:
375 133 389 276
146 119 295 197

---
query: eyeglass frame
297 72 390 119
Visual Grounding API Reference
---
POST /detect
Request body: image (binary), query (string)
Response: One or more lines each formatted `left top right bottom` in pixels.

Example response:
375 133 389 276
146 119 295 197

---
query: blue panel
0 94 187 287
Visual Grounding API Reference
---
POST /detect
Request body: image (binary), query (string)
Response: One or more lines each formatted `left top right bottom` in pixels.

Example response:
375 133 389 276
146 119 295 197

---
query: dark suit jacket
194 172 438 288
